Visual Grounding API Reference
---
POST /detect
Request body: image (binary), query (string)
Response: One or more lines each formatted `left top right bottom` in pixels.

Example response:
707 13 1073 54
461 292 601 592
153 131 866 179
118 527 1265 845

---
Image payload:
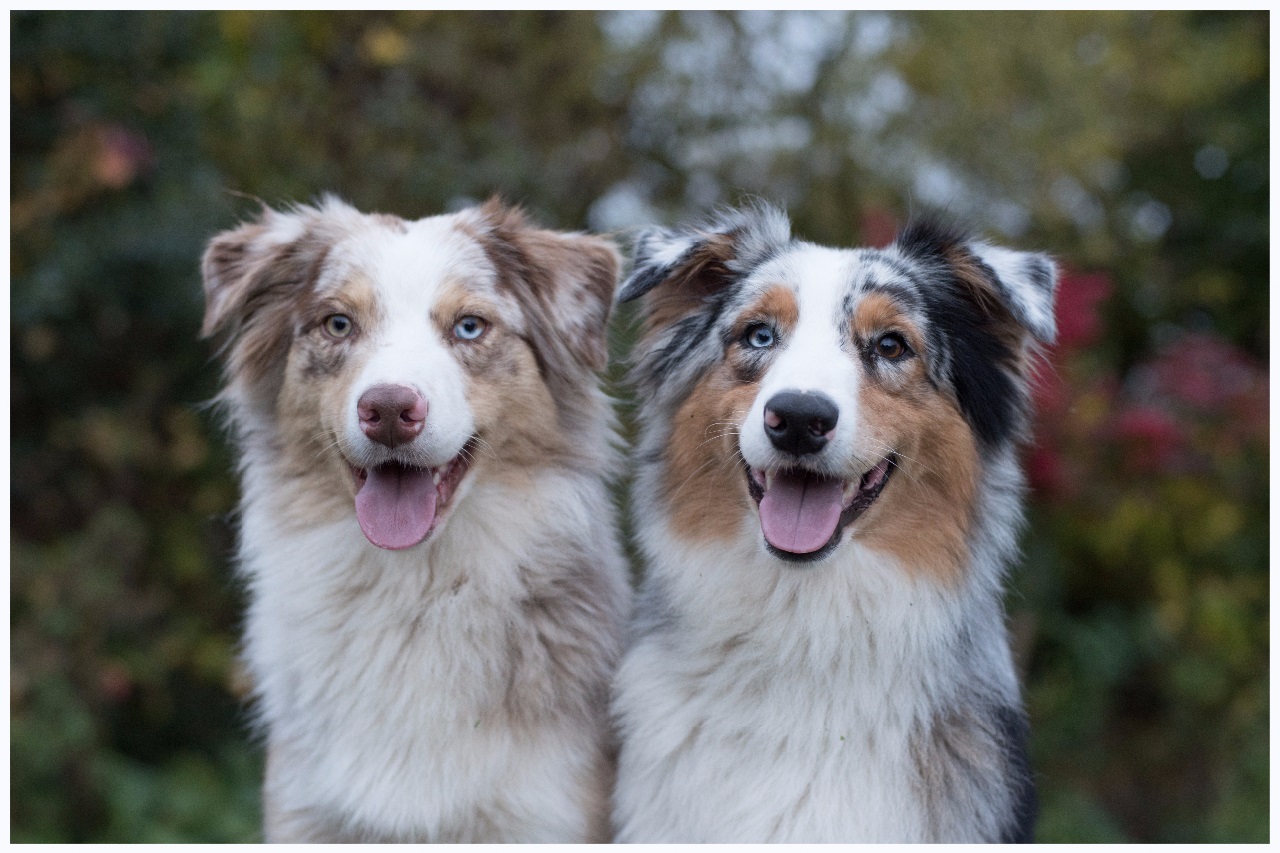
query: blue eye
744 323 775 349
453 316 487 341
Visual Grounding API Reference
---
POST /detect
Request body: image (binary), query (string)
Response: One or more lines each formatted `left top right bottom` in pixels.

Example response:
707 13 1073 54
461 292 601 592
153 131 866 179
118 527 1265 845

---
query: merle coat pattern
610 203 1053 843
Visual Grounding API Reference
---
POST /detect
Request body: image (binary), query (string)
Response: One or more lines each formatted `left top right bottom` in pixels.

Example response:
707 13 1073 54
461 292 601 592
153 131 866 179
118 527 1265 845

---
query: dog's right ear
200 200 351 384
619 204 792 327
202 208 288 340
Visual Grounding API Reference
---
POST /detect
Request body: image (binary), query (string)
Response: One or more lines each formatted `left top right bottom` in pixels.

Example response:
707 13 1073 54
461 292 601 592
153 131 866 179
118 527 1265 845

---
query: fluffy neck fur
225 389 629 841
612 417 1030 843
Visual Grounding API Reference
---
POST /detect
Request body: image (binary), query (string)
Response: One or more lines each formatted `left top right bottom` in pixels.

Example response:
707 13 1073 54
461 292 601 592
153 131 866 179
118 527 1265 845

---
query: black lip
744 453 897 564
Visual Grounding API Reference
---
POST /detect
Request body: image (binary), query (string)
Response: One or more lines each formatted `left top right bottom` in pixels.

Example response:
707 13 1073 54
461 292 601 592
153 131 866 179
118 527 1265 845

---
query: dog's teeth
843 482 858 501
432 470 442 486
764 471 774 490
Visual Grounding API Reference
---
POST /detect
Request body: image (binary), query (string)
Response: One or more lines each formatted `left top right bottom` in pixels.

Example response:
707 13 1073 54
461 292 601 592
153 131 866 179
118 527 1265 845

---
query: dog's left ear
616 203 792 342
965 242 1058 346
617 203 792 305
475 199 620 374
895 220 1058 346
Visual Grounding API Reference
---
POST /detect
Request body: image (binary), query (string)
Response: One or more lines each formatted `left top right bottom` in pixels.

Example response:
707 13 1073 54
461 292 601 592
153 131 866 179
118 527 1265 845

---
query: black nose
764 390 839 456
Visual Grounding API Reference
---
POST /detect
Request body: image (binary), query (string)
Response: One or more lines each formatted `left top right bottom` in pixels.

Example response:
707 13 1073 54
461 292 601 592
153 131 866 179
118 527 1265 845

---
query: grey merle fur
622 206 1052 460
615 202 1054 842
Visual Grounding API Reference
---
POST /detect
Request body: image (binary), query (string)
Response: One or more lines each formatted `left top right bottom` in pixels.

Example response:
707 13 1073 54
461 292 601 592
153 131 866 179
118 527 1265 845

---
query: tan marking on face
465 330 576 479
723 284 800 380
851 291 921 350
660 285 800 543
745 283 799 331
663 361 760 543
852 370 978 585
433 267 584 481
322 271 378 327
272 287 383 525
429 277 488 335
265 263 392 526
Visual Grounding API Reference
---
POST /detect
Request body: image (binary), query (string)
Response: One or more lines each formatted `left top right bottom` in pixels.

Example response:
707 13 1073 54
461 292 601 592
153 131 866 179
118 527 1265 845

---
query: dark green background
11 11 1268 842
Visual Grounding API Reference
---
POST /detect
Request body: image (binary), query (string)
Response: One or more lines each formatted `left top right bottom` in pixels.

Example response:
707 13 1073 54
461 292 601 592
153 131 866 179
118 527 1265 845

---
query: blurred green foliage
10 11 1268 842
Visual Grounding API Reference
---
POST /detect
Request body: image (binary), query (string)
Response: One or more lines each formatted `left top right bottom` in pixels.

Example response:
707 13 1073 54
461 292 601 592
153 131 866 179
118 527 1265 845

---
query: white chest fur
611 532 1019 843
238 473 625 841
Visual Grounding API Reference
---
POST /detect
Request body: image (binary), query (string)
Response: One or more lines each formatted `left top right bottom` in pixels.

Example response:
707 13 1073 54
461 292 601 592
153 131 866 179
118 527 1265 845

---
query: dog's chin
347 439 476 551
743 453 895 565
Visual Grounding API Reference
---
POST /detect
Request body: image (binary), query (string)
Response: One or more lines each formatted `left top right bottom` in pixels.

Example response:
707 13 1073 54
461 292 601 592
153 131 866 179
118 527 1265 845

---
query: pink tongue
355 464 438 550
759 471 845 554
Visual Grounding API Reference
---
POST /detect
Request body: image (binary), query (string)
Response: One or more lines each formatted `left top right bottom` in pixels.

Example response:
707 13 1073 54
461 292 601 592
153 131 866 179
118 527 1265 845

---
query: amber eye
453 315 487 341
323 314 354 339
875 333 907 360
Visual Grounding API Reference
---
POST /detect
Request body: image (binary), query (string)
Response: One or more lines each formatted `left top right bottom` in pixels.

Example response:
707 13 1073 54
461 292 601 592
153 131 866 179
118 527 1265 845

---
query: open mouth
349 440 474 550
745 454 895 562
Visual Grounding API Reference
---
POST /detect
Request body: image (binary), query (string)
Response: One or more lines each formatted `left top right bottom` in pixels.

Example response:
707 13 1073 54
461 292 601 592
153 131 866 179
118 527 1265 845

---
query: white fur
612 524 1014 842
739 246 867 477
242 465 622 841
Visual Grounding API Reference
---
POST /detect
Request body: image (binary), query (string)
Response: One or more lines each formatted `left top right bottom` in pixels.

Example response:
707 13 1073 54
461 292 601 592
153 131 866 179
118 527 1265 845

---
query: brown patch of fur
642 232 736 337
273 333 376 527
298 273 379 378
731 283 800 335
721 287 800 385
465 200 619 468
419 273 585 475
660 285 799 544
201 218 334 391
854 378 978 585
467 332 576 475
840 290 979 583
663 362 759 543
267 265 390 525
428 276 484 334
851 291 927 356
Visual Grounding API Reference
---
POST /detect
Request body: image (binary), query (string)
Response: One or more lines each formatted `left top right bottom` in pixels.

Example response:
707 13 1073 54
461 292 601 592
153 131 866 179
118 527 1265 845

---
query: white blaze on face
739 245 863 473
333 215 485 469
322 213 501 550
735 245 880 557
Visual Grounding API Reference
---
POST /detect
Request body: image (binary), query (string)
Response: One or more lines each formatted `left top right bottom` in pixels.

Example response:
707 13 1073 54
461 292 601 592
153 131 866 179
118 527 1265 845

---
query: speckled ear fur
200 197 366 390
472 198 621 375
617 203 791 332
894 219 1058 346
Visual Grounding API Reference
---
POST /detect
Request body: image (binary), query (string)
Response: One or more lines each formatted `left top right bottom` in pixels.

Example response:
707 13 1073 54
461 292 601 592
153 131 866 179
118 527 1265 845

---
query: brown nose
357 384 427 448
